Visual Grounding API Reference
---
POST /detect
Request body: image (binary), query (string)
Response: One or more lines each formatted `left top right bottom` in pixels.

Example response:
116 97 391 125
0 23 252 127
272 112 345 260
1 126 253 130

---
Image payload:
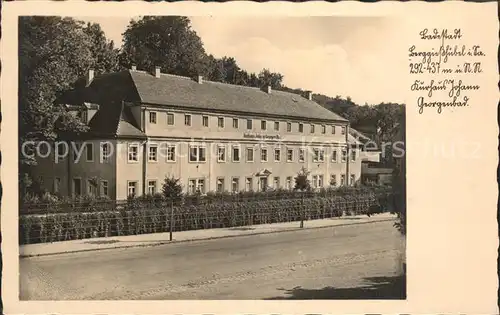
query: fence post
300 191 304 228
169 199 174 241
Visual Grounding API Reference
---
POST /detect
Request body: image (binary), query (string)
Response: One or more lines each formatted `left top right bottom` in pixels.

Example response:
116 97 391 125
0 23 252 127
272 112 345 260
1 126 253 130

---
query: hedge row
20 186 393 214
19 193 393 245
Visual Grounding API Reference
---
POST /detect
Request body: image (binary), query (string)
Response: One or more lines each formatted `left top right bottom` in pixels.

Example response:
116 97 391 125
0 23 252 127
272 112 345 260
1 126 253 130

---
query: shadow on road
265 274 406 300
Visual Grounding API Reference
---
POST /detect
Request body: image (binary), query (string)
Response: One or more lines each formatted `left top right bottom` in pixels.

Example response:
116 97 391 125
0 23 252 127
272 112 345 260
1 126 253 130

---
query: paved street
20 220 405 300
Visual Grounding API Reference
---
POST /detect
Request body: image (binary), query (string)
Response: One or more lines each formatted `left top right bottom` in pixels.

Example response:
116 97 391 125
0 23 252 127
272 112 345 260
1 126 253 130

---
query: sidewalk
20 213 397 257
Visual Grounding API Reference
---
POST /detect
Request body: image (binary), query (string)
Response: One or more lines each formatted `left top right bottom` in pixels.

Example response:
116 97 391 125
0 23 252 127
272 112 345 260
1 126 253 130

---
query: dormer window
77 110 88 124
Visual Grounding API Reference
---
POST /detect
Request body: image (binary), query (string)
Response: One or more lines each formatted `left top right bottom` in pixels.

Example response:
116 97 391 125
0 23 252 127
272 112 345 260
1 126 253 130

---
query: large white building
31 67 366 200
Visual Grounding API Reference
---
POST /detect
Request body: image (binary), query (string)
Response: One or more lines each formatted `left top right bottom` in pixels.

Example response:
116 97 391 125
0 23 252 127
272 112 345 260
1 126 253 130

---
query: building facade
29 68 364 200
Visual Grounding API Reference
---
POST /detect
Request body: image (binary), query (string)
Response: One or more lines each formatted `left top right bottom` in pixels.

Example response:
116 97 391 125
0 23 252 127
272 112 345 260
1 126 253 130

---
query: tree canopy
19 16 121 174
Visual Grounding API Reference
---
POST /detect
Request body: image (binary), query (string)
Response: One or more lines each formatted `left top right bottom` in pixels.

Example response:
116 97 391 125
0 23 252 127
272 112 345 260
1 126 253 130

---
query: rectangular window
101 180 109 196
128 143 139 162
148 180 157 195
298 123 304 133
100 142 111 163
274 148 281 162
246 147 254 162
287 149 293 162
312 175 318 188
321 125 326 134
189 178 205 194
184 114 192 126
87 179 98 195
331 125 336 134
273 177 280 189
341 174 346 186
73 178 82 196
202 116 209 127
330 174 337 187
261 147 268 162
232 118 239 129
341 148 347 162
53 177 61 194
310 124 315 133
167 113 174 125
351 150 356 161
217 177 225 193
149 111 157 124
350 174 356 186
217 145 226 162
188 179 196 194
318 175 324 188
332 149 338 162
232 177 240 193
127 181 137 197
286 176 292 190
73 143 82 161
197 179 205 194
232 145 240 162
78 110 88 123
247 119 252 130
287 122 292 132
341 126 346 135
319 149 325 162
148 145 158 162
218 117 225 128
261 120 267 130
299 149 305 162
274 121 280 131
245 177 253 191
86 143 94 162
166 145 176 162
199 147 206 162
189 145 206 162
313 148 324 162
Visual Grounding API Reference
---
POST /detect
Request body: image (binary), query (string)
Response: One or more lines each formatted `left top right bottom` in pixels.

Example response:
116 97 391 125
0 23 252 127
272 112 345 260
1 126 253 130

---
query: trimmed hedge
19 191 392 245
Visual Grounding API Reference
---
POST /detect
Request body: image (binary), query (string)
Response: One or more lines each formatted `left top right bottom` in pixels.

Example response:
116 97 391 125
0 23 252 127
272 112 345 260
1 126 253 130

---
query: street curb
20 217 396 258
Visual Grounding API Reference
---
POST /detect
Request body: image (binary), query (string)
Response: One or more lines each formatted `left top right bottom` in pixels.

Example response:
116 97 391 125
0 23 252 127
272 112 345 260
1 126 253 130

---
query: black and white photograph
1 1 498 313
17 15 407 300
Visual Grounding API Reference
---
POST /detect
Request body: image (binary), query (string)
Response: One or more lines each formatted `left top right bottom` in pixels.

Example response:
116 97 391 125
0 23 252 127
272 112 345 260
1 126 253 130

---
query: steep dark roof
58 72 145 139
127 70 347 122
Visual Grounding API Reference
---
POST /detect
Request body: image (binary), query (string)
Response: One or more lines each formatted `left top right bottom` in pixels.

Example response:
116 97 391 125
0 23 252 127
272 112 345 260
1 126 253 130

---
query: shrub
294 167 311 191
162 177 183 201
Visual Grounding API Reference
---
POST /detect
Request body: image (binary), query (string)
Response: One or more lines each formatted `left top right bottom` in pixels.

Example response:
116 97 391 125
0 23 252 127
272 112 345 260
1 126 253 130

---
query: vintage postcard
1 1 498 314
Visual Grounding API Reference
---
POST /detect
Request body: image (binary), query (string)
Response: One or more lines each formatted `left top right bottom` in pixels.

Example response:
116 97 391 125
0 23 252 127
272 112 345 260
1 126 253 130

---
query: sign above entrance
243 133 281 140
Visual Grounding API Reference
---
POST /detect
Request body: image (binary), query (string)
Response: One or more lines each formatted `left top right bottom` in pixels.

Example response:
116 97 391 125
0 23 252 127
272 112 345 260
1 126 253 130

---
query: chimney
154 66 161 78
197 75 203 84
266 85 272 94
306 91 313 101
86 69 94 86
131 64 137 71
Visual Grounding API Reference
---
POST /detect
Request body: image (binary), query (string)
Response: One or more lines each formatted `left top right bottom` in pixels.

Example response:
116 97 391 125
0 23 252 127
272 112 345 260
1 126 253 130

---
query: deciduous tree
120 16 209 77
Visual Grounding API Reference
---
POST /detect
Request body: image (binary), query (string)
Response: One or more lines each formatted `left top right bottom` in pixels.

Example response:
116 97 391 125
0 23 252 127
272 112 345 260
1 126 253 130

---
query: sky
80 16 405 105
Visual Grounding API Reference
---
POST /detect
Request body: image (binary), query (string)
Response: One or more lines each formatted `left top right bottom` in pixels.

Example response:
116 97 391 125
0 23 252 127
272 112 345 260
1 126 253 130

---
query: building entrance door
259 177 268 192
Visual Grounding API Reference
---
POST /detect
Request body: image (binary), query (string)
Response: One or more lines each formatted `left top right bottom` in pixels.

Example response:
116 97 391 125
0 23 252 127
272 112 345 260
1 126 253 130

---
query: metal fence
19 189 395 245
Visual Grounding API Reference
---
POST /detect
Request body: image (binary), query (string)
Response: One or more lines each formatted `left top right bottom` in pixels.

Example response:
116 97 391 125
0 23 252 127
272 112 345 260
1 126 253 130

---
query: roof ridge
203 79 262 91
129 69 313 100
